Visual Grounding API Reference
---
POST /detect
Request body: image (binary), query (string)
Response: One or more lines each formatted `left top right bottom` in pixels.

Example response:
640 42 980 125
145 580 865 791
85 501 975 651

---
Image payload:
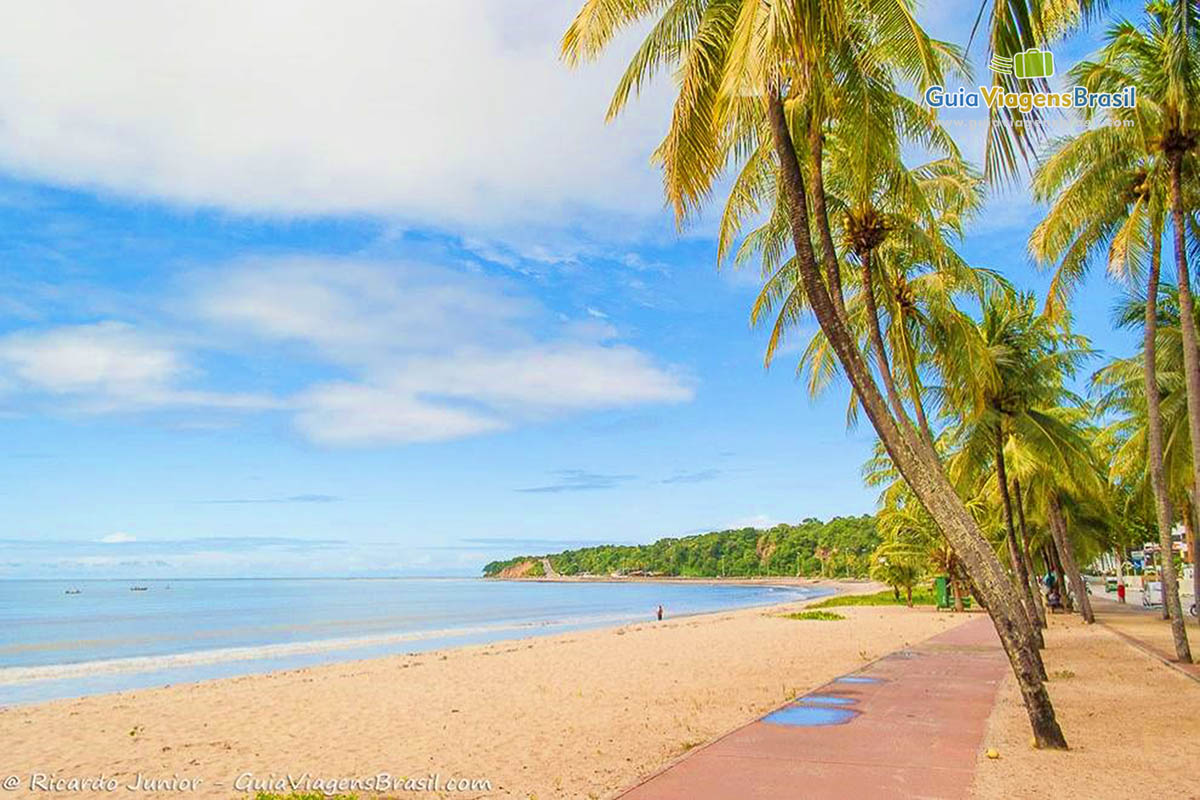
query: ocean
0 578 829 705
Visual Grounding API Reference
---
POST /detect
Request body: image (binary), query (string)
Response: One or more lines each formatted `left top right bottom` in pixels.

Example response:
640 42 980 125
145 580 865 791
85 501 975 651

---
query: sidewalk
1090 593 1200 681
619 616 1006 800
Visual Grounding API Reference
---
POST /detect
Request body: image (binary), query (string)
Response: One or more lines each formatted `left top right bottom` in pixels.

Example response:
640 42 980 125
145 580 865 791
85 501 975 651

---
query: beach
972 610 1200 799
0 581 966 799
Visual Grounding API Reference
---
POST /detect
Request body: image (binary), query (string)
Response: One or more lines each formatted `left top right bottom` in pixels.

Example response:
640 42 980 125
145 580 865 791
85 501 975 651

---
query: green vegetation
784 610 846 621
809 588 938 609
483 516 878 578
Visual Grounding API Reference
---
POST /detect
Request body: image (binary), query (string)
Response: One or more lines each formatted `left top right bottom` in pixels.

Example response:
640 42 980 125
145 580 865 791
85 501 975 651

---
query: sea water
0 578 829 705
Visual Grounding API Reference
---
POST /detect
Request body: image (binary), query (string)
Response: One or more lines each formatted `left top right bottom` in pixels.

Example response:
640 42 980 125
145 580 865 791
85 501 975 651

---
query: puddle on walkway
799 694 857 705
762 705 859 727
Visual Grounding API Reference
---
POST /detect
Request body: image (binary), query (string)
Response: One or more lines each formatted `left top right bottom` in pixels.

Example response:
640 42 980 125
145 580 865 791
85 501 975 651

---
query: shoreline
1 583 956 799
490 574 873 587
1 579 873 708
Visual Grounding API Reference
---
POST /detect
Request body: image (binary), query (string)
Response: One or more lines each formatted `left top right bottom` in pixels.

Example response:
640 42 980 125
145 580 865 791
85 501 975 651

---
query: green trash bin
935 575 951 609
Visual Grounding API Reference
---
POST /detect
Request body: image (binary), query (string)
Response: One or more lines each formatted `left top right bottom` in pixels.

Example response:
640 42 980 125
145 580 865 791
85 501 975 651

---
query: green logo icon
990 49 1054 79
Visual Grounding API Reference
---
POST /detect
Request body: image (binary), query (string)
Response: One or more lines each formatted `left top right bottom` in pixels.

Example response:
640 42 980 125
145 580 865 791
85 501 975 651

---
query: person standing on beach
656 605 663 621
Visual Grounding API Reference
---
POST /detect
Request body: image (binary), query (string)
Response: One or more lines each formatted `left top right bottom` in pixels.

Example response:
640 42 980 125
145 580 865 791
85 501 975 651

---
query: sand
0 582 967 800
970 612 1200 800
1088 594 1200 664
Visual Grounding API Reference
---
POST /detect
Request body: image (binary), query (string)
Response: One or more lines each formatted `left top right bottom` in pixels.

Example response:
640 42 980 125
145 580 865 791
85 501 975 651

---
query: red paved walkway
620 616 1006 800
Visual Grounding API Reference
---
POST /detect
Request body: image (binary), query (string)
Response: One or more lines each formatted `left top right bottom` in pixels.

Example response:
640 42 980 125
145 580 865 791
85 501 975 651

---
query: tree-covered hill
482 516 878 578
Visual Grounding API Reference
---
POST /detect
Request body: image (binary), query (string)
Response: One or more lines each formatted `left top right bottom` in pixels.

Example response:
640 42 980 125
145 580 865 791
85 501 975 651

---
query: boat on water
129 586 148 591
64 589 82 595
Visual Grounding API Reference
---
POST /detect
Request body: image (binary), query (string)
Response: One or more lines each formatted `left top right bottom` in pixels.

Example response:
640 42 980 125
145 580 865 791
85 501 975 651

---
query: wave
0 611 644 686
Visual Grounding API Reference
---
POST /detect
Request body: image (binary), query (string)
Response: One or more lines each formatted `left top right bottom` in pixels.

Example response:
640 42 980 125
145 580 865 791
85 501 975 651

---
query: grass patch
809 586 938 609
785 610 846 621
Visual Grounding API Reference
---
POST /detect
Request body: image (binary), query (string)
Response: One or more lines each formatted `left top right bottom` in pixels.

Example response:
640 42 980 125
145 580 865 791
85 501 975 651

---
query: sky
0 0 1150 578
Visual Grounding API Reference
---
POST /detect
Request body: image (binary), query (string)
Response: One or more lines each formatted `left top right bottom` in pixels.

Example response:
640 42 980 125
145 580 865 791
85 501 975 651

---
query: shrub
784 610 846 621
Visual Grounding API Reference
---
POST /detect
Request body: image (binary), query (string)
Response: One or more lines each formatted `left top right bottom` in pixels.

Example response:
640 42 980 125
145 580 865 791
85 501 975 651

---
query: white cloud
294 383 505 445
191 257 531 364
0 1 669 230
396 344 690 411
0 322 179 393
0 258 693 444
99 532 136 544
199 259 693 444
294 342 691 445
0 321 277 412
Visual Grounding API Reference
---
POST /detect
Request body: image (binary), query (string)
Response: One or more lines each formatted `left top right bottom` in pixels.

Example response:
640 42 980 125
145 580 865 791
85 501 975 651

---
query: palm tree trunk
897 320 938 450
1165 151 1196 661
765 90 1065 748
1025 547 1045 611
1027 546 1046 609
1187 495 1200 618
1047 539 1073 612
1041 545 1052 591
1113 548 1123 583
1013 477 1047 627
995 427 1044 645
1047 494 1094 624
806 122 849 327
1144 220 1189 625
860 247 913 426
1024 544 1043 609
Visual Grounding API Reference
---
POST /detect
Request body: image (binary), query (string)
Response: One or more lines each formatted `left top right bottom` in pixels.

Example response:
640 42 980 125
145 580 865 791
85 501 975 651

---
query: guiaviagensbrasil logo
989 48 1054 80
923 46 1134 113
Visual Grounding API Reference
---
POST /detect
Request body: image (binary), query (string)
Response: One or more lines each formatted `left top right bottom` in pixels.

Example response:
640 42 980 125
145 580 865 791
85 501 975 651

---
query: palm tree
870 458 974 612
938 292 1094 635
1096 289 1200 626
1066 2 1200 660
742 140 998 447
870 536 929 607
563 0 1067 746
1030 121 1183 628
1009 406 1109 624
1009 472 1048 625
